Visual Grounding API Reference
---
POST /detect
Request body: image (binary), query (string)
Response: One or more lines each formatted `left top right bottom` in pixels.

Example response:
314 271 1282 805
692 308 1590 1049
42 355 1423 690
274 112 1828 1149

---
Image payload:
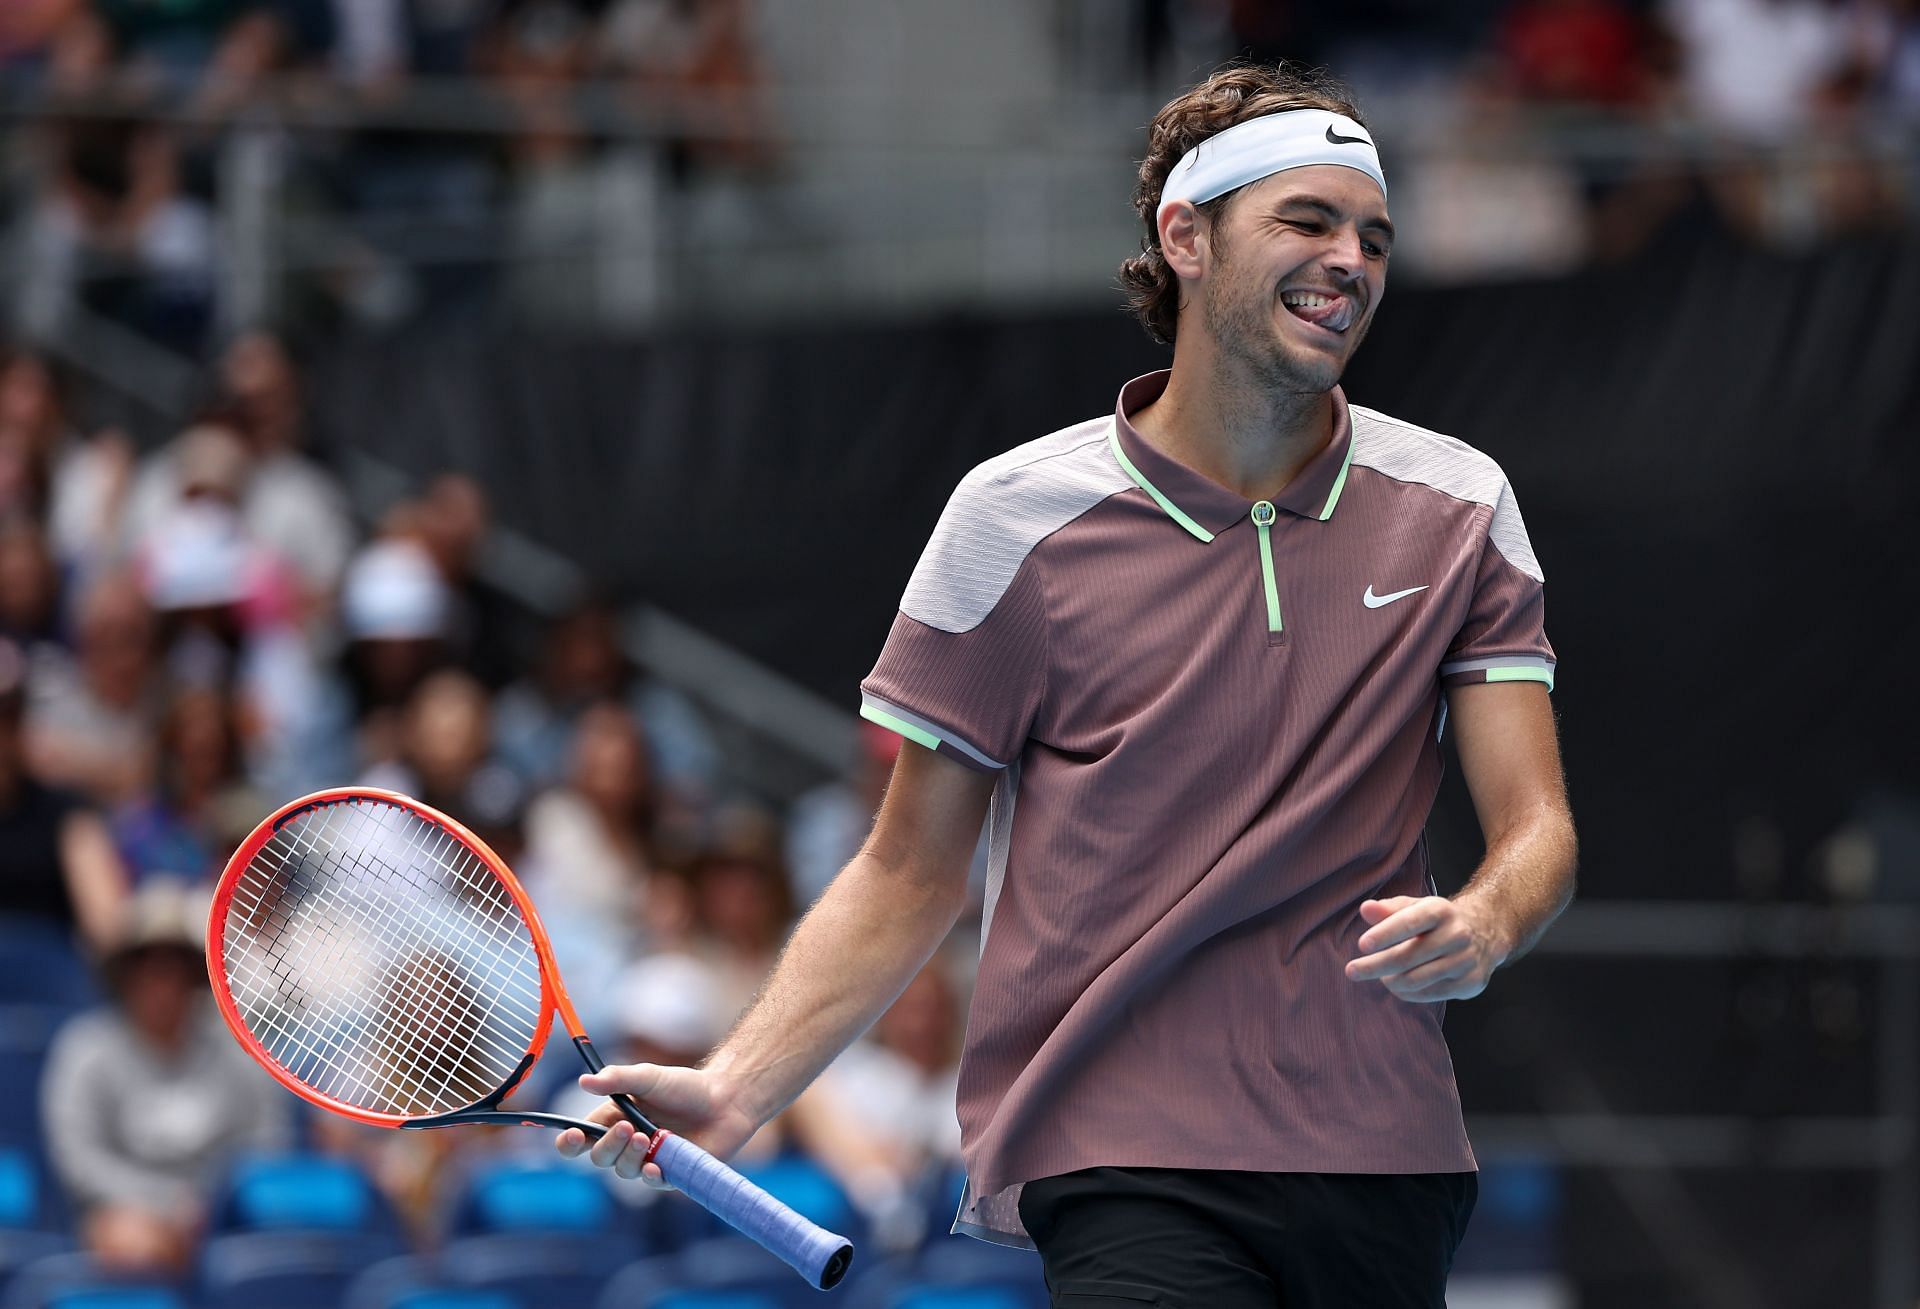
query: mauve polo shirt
860 369 1555 1247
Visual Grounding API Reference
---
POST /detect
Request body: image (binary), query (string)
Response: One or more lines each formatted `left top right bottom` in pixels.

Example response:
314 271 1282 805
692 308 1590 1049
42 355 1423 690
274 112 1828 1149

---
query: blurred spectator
0 517 65 650
24 569 162 805
1496 0 1651 105
493 598 719 828
1654 0 1899 242
0 0 85 77
335 534 453 770
134 485 339 807
520 700 655 1031
411 472 520 687
598 0 772 180
89 0 283 95
523 700 656 925
214 331 356 605
36 339 137 577
40 877 290 1275
798 962 965 1244
784 719 899 908
20 347 142 587
110 685 264 884
0 348 83 525
120 336 355 615
1392 93 1593 278
1878 0 1920 118
361 665 525 850
0 641 128 953
1658 0 1860 143
685 823 792 1020
16 105 216 347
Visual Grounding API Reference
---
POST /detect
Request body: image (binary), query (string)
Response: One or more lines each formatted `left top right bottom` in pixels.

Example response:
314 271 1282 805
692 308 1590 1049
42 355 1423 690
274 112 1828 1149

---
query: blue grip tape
650 1132 855 1289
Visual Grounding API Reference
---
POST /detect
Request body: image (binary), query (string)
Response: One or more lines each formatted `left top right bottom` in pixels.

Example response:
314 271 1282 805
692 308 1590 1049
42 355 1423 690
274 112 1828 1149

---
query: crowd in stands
0 331 973 1298
0 0 770 343
4 0 1920 343
1206 0 1920 274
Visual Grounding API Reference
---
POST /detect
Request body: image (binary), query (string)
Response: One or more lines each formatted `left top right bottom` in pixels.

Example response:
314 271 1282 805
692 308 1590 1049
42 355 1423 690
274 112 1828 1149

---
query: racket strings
220 797 546 1118
229 808 511 1115
237 805 540 1115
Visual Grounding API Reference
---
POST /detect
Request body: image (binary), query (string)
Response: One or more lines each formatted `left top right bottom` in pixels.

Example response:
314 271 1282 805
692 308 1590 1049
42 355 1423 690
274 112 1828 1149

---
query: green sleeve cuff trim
1108 424 1215 543
859 703 941 751
1486 666 1556 691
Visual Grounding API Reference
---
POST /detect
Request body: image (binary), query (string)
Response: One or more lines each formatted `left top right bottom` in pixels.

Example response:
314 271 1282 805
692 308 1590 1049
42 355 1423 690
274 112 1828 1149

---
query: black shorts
1017 1166 1477 1308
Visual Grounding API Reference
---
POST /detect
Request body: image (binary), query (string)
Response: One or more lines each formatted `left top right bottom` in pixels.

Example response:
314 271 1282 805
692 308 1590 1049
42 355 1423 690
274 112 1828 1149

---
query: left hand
1344 895 1508 1003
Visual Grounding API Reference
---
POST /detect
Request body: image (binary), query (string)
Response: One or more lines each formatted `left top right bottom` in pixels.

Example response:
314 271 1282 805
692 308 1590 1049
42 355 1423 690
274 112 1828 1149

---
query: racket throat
402 1051 538 1129
574 1035 665 1139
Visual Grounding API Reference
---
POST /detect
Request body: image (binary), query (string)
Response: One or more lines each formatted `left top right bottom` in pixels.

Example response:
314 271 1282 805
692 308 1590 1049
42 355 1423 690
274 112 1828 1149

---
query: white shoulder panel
900 417 1131 634
1348 405 1544 584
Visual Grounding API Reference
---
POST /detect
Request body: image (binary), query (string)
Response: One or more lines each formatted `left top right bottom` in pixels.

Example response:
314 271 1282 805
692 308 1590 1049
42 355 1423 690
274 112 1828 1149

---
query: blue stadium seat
0 1014 72 1165
341 1255 527 1309
209 1153 392 1234
445 1160 621 1236
591 1257 672 1309
0 1235 72 1305
388 1293 522 1309
650 1236 823 1309
845 1243 1045 1309
439 1231 642 1307
0 920 98 1011
887 1289 1032 1309
339 1254 436 1309
911 1167 967 1251
0 1150 68 1301
198 1229 406 1309
908 1240 1043 1287
41 1290 184 1309
643 1292 782 1309
0 1148 57 1233
0 1252 185 1309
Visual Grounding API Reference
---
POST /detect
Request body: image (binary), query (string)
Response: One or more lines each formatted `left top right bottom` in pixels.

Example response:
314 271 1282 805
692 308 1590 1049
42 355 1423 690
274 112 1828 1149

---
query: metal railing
4 73 1915 344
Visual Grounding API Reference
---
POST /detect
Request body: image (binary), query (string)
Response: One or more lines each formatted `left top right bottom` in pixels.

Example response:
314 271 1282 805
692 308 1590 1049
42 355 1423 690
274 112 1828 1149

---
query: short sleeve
859 486 1052 772
861 558 1047 772
1439 478 1556 691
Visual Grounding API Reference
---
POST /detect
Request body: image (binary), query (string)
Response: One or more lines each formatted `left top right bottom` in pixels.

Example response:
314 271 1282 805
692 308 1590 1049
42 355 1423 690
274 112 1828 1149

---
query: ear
1156 201 1208 281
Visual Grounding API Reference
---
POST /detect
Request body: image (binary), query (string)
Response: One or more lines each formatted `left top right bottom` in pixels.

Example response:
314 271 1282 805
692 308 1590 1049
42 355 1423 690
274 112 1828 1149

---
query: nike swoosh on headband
1156 110 1388 221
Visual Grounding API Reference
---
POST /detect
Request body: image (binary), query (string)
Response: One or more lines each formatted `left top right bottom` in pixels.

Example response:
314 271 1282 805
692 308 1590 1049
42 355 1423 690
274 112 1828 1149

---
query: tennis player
562 62 1577 1306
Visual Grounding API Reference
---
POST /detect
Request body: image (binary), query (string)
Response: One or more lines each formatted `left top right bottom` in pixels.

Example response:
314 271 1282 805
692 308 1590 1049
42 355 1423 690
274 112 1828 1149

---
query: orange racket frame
209 786 577 1128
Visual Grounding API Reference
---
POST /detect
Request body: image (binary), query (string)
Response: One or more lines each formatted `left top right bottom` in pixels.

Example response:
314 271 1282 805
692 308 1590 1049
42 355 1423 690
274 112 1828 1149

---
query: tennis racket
205 787 854 1290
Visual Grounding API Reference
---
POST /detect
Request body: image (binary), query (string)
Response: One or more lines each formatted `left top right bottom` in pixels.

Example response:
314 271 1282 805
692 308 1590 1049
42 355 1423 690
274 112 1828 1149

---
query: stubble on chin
1203 274 1355 396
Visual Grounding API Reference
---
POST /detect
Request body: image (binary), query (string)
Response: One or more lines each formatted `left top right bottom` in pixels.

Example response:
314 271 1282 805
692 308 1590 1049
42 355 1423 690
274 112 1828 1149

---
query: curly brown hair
1121 63 1369 345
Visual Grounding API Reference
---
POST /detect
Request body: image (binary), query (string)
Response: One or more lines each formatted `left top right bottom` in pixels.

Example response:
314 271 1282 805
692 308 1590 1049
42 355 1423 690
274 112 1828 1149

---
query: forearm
1453 805 1577 966
704 846 967 1128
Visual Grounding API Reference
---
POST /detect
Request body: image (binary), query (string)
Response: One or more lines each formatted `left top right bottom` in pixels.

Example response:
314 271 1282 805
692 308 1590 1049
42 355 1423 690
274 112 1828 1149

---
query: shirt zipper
1251 500 1283 637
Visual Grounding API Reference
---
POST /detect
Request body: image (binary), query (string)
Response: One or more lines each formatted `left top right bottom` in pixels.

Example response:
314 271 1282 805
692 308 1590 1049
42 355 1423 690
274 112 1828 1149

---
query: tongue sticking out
1285 296 1354 334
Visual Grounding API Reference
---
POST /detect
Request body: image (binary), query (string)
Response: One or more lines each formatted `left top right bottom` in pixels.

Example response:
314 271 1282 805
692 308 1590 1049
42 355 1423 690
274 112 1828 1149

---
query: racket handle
649 1131 855 1290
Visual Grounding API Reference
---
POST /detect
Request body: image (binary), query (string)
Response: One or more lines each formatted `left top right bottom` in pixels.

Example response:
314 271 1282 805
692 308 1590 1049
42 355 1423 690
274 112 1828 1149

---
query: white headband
1156 109 1386 228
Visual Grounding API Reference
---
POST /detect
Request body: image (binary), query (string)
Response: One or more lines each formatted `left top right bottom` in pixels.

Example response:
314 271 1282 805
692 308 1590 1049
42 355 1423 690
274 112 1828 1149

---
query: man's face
1197 165 1393 394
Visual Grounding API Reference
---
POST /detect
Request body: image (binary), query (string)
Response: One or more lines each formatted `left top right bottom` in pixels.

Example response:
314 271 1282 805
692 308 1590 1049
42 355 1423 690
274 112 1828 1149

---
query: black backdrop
311 234 1920 905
